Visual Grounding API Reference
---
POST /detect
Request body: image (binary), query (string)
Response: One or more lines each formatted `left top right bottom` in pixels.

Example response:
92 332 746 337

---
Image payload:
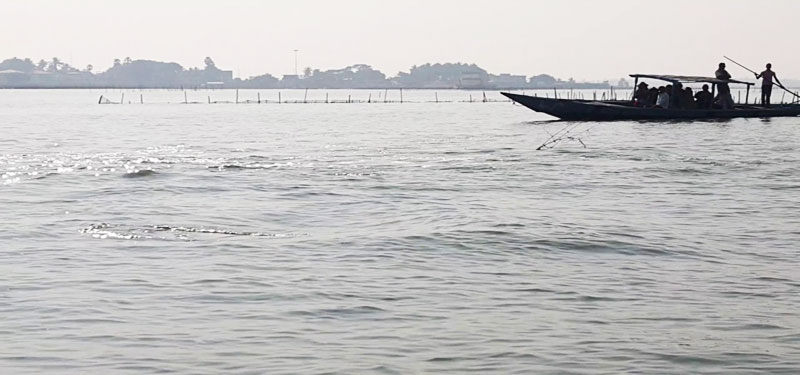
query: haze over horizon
3 0 800 81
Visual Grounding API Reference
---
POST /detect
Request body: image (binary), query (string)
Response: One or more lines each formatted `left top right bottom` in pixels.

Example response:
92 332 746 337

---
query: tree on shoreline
204 57 216 69
0 57 37 73
0 55 615 89
48 57 61 72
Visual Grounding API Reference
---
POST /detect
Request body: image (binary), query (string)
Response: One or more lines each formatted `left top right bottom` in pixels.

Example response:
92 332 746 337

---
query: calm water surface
1 89 800 374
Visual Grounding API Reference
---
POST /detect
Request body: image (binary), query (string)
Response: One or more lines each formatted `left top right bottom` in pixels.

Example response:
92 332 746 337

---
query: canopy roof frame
630 74 754 86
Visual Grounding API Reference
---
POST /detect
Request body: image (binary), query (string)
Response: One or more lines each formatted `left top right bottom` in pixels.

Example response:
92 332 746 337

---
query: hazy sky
3 0 799 80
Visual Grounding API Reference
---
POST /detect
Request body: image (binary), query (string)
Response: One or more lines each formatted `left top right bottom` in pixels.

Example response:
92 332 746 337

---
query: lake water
2 89 800 374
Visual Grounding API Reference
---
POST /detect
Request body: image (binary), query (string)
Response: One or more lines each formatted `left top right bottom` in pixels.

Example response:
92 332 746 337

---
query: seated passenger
647 88 659 106
655 86 670 109
670 83 683 108
634 82 649 106
681 87 696 109
694 84 713 109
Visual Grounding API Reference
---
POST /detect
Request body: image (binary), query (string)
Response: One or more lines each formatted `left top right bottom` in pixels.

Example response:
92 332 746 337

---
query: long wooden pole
724 55 800 100
775 83 800 100
723 56 757 75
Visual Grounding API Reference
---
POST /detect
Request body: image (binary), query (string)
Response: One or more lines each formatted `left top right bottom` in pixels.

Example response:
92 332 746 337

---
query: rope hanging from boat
536 122 600 150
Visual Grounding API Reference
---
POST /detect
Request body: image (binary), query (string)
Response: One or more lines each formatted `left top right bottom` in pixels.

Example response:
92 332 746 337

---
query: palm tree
204 56 216 69
48 57 61 72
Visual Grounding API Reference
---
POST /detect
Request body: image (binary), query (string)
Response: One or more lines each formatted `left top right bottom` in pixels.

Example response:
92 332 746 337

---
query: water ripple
3 91 800 374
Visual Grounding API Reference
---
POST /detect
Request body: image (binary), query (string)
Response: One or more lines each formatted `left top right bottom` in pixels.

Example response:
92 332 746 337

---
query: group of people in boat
634 82 715 109
634 62 783 109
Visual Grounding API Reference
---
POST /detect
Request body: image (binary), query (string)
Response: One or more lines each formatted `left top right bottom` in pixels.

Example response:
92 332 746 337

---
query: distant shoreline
0 58 619 91
0 86 622 90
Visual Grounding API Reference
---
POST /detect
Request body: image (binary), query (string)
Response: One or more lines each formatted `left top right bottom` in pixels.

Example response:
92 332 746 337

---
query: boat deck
502 92 800 121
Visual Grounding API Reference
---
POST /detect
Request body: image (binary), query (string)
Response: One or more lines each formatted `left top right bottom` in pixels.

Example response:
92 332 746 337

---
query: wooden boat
502 74 800 121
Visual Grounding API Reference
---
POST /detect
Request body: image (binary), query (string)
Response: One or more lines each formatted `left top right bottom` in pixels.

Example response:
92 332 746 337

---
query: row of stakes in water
98 87 799 105
99 90 516 105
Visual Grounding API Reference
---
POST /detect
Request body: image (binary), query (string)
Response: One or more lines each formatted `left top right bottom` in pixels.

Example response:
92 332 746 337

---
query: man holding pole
725 56 800 106
755 63 782 107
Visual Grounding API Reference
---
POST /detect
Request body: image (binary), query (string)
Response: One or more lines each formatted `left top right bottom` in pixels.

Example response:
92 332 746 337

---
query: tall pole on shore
294 49 299 77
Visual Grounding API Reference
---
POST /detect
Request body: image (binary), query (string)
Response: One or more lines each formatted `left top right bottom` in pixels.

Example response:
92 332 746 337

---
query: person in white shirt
655 86 670 109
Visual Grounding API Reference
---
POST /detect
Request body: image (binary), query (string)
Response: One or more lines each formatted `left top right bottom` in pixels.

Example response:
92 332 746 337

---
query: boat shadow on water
525 118 741 125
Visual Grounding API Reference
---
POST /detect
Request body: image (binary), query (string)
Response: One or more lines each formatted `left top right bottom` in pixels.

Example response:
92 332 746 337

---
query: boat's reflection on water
521 115 793 151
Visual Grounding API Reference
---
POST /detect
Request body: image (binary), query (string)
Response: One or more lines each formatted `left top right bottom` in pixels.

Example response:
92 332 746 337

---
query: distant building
0 70 29 86
419 80 451 89
491 74 527 88
459 72 484 89
214 70 233 83
280 74 301 88
204 82 225 89
529 74 558 87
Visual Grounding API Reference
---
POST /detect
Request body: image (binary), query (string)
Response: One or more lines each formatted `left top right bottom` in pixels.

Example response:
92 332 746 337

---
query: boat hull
502 92 800 121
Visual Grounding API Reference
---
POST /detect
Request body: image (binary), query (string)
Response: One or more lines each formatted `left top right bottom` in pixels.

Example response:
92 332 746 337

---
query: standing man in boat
755 63 782 107
715 63 734 109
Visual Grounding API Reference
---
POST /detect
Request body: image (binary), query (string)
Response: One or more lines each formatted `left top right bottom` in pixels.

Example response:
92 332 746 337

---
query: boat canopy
630 74 754 86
